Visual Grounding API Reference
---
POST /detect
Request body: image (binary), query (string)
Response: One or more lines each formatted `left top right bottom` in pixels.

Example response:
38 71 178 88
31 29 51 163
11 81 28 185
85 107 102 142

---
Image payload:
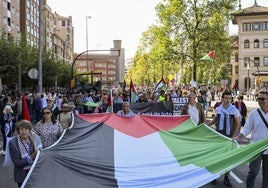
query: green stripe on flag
160 119 268 174
160 119 237 167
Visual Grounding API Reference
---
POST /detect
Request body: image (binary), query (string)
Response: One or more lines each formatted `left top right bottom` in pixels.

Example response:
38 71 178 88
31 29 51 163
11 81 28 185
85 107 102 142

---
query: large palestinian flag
23 114 268 188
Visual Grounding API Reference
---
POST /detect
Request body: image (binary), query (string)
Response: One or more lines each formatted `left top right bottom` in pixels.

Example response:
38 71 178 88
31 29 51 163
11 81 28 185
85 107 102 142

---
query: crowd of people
0 83 267 187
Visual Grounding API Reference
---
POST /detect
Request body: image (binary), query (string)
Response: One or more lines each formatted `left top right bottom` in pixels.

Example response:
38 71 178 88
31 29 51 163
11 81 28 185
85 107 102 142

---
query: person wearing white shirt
41 93 47 109
116 102 135 117
208 91 241 187
234 91 268 188
181 92 205 125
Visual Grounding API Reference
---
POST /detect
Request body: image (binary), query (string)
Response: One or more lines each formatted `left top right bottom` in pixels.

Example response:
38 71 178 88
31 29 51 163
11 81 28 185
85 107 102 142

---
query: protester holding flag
181 92 205 125
33 107 63 148
129 80 138 103
116 101 135 117
9 120 42 187
57 102 72 129
234 91 268 188
208 91 241 187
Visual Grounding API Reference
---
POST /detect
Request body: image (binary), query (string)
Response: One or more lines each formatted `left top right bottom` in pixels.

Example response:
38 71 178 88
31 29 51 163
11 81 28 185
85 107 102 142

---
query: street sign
220 79 228 85
28 68 38 79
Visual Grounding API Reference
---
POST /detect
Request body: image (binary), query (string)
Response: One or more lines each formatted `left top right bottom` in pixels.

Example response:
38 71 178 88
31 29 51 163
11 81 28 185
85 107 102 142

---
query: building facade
51 13 74 63
74 40 125 85
231 2 268 92
42 0 74 64
0 0 20 39
20 0 41 47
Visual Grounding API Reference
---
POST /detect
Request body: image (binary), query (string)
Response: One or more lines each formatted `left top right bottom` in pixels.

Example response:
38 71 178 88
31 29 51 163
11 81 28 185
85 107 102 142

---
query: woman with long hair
33 107 63 148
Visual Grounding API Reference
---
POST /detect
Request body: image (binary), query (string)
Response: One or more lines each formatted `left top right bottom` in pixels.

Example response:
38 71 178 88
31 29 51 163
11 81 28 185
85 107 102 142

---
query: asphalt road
0 98 264 188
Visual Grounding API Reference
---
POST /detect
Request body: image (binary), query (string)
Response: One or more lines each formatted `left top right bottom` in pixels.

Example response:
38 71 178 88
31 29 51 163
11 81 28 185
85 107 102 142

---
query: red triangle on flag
208 50 215 59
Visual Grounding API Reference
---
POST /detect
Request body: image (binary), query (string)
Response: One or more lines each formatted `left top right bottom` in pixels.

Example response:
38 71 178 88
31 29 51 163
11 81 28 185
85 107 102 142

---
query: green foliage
126 0 237 86
0 33 72 91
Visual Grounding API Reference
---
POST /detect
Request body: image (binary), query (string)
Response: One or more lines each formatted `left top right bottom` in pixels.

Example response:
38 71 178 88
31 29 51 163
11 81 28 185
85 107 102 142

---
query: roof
231 4 268 24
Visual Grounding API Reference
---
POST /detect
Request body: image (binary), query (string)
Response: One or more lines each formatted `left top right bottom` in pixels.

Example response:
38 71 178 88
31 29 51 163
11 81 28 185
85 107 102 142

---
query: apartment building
0 0 20 39
231 2 268 92
74 40 124 85
75 53 117 84
20 0 41 47
42 0 74 63
50 13 74 63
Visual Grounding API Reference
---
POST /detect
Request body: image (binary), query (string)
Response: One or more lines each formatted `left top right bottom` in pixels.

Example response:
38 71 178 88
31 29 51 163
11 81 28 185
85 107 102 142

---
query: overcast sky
47 0 268 59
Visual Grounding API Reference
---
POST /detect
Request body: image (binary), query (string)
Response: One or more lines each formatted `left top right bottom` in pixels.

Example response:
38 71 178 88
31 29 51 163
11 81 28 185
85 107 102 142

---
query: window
263 82 268 88
252 22 260 30
7 17 10 26
244 57 250 67
254 39 259 48
62 20 65 27
264 39 268 48
7 2 10 11
262 22 268 30
227 64 232 75
254 57 260 67
242 23 251 31
235 65 239 74
244 40 250 48
235 53 239 62
264 57 268 66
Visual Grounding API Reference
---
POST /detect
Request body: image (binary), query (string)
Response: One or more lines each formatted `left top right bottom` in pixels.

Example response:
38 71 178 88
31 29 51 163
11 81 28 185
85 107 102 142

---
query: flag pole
129 79 132 103
161 63 164 78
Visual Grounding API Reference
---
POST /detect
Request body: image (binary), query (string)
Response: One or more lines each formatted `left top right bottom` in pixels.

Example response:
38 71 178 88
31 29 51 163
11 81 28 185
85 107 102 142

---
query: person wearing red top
234 95 247 126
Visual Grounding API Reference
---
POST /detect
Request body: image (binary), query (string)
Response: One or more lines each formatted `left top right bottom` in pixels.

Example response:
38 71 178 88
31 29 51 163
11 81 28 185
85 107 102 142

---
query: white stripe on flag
114 130 219 188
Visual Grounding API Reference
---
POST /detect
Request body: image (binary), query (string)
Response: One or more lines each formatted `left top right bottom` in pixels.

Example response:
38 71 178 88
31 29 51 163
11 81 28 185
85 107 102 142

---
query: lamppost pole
247 62 249 99
248 58 260 89
71 49 120 87
86 16 92 82
38 0 42 93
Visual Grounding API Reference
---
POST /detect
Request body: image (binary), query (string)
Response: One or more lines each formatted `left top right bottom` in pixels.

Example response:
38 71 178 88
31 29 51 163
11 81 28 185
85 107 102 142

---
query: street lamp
38 0 43 93
71 49 120 88
245 57 260 89
247 62 249 99
86 16 92 81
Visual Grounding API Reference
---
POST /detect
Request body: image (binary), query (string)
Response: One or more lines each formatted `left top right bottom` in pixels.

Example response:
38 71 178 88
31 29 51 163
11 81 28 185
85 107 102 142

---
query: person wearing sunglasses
234 91 268 188
33 107 63 149
57 102 72 129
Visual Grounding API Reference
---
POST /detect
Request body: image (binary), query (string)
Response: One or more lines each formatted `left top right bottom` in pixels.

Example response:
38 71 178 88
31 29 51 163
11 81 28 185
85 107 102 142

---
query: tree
127 0 237 86
156 0 236 82
0 32 73 92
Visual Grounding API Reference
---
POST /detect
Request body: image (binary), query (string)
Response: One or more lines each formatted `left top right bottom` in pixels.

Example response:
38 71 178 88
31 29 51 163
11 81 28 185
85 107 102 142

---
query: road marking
230 171 243 184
